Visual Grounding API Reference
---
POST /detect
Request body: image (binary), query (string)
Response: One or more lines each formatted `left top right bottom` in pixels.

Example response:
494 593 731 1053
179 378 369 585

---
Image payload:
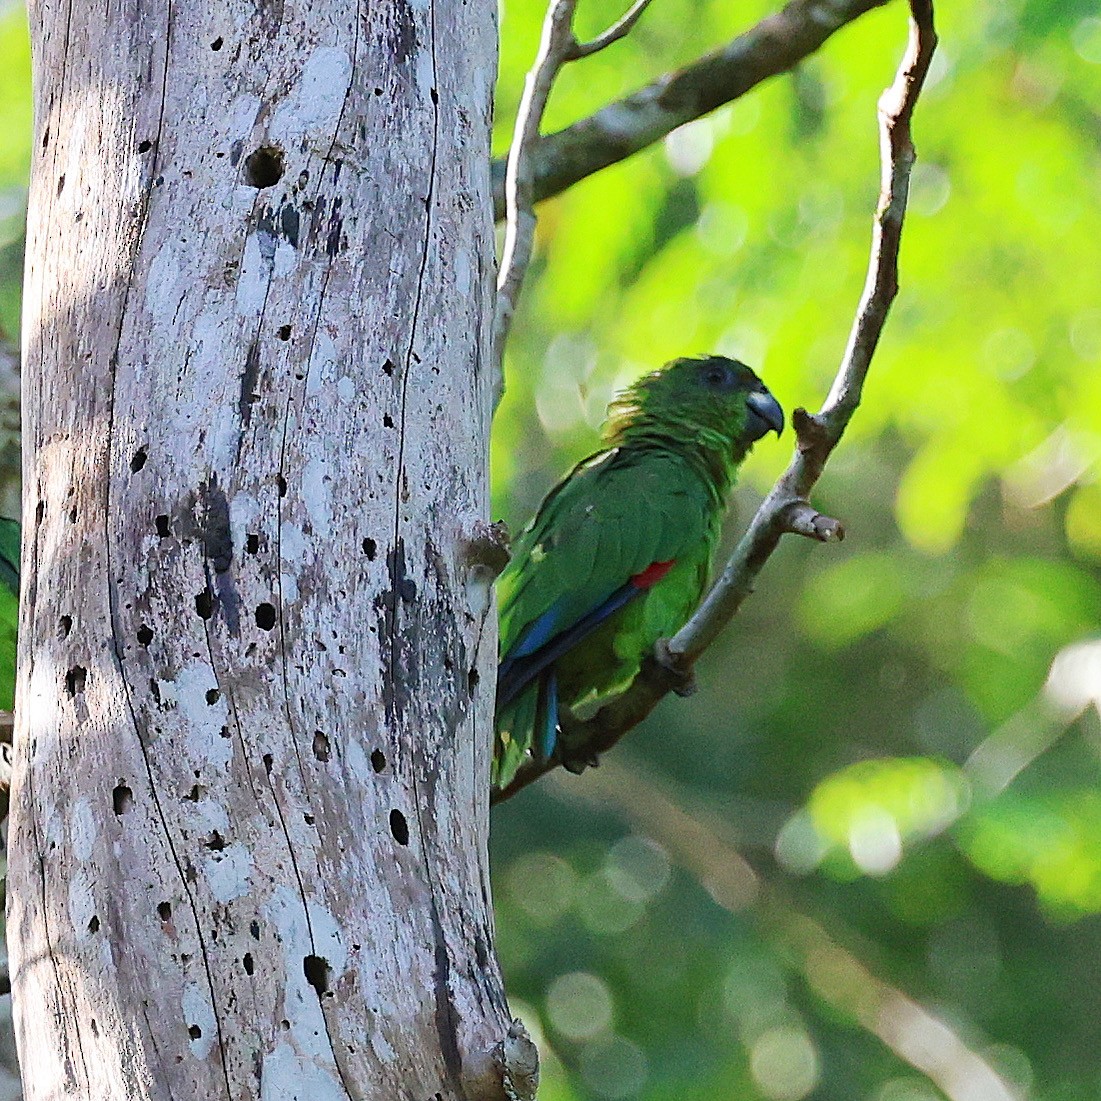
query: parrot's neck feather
608 423 742 504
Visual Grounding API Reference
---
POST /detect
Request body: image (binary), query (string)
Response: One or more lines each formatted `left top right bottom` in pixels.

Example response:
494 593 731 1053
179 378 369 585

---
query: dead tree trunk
8 2 517 1098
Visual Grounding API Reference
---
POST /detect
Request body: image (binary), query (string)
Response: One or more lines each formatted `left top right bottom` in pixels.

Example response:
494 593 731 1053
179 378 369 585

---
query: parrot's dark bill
494 355 784 789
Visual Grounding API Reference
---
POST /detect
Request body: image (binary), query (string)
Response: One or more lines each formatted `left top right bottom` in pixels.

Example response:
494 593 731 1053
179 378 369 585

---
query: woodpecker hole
312 731 330 762
389 809 409 845
255 603 276 630
65 666 87 697
362 537 377 560
244 146 284 188
370 749 386 773
130 448 147 473
303 954 330 997
112 784 133 815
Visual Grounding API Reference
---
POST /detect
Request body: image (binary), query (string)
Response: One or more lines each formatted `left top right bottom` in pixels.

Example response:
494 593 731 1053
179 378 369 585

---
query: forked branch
490 0 894 221
492 0 657 407
493 0 938 804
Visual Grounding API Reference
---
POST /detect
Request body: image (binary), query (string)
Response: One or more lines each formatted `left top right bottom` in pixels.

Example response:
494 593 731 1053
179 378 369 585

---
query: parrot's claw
671 674 698 698
651 639 698 697
558 748 600 775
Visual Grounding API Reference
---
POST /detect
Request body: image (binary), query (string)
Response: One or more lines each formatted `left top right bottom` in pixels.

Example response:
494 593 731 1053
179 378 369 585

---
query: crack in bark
246 5 372 1095
98 5 236 1093
27 764 92 1095
383 3 471 1091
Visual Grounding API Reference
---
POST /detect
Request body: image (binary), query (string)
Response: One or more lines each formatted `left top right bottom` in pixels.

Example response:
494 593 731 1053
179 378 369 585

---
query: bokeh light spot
1072 17 1101 63
604 835 671 904
749 1026 820 1101
578 869 646 934
664 118 713 176
910 162 951 217
503 851 578 926
546 971 613 1041
982 327 1035 382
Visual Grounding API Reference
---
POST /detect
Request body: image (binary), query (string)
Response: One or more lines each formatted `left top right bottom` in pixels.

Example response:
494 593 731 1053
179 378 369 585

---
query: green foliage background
491 1 1101 1099
0 0 1099 1097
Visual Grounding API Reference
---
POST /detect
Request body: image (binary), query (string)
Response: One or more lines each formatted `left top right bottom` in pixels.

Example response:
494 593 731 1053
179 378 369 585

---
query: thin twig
493 0 937 804
492 0 662 406
555 760 1022 1101
492 0 580 409
568 0 656 59
491 0 893 221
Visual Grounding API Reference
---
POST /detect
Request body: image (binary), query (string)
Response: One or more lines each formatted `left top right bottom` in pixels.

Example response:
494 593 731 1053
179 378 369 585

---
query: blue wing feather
497 580 641 709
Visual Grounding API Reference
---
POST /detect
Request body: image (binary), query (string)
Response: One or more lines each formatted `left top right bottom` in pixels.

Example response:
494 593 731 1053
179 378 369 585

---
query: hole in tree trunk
389 809 409 845
65 666 87 696
303 954 330 996
244 146 285 188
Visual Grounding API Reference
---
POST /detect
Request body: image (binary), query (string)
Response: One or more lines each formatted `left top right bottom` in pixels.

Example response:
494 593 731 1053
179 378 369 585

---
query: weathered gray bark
8 2 518 1099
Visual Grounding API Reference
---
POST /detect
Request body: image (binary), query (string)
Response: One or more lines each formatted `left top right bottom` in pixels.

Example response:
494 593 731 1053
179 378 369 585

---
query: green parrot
0 516 17 713
494 355 784 789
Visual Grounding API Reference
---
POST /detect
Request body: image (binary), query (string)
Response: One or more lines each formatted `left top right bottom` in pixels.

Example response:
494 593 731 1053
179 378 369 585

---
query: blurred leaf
787 758 969 878
957 789 1101 917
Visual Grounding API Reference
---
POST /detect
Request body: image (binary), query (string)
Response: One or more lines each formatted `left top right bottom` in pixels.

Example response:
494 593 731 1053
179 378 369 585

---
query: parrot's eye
700 362 735 391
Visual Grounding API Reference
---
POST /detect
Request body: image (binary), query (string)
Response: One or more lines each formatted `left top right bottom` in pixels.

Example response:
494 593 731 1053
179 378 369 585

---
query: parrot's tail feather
536 670 559 763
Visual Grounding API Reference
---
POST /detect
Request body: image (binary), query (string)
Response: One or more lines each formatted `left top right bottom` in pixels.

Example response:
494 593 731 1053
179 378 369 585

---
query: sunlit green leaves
779 757 969 878
958 789 1101 917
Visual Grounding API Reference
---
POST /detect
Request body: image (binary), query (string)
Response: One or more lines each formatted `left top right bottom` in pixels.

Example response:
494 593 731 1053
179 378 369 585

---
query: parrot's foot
558 747 600 775
650 639 698 698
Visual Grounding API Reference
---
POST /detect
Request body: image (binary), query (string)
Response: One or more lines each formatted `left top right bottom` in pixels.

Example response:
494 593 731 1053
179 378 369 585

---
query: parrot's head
604 355 784 462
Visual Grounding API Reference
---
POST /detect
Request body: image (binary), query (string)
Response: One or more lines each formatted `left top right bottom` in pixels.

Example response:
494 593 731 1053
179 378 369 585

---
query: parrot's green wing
499 450 713 656
495 450 715 784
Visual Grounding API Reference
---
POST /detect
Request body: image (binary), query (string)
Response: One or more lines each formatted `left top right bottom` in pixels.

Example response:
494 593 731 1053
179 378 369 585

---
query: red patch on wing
630 559 675 589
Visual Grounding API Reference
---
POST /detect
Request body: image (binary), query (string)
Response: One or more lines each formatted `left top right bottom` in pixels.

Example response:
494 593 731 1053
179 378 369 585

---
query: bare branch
493 0 580 408
493 0 663 406
557 761 1022 1101
491 0 894 221
567 0 656 60
493 0 937 804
